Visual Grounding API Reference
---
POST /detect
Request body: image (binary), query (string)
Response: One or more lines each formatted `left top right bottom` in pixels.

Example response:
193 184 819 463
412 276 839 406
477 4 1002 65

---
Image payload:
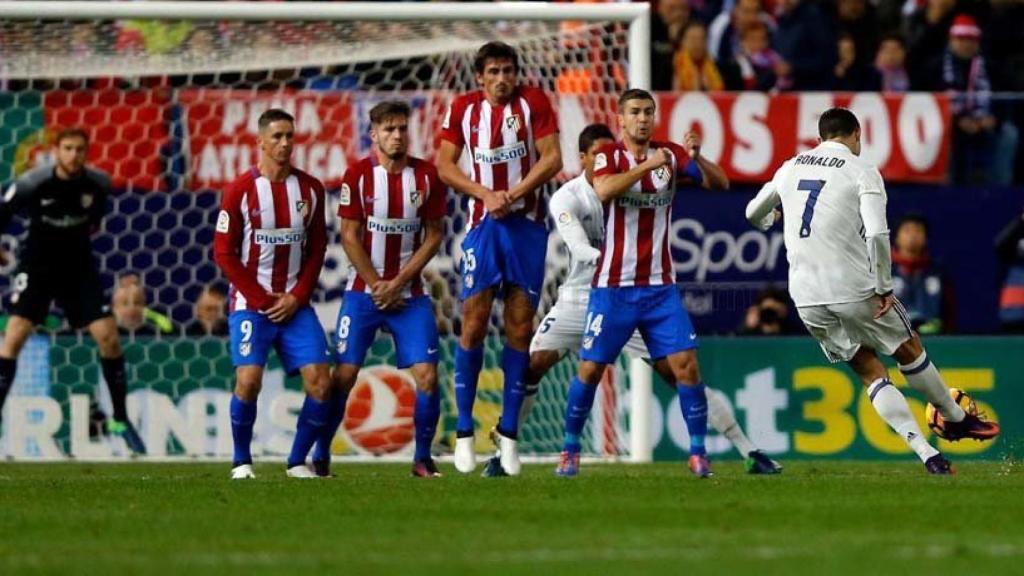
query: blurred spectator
651 0 694 90
834 0 879 64
940 15 1017 185
773 0 837 90
875 34 910 92
833 32 881 91
117 20 193 55
904 0 957 89
673 22 725 91
995 209 1024 333
184 285 228 337
891 215 950 335
738 288 794 336
111 274 174 336
707 0 775 65
720 21 790 91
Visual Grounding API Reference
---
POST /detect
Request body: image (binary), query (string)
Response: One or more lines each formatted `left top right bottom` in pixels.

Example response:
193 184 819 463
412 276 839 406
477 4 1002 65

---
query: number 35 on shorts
462 248 477 289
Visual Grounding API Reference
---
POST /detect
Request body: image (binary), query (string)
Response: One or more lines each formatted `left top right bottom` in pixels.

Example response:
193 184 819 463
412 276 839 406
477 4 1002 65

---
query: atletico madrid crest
296 200 309 220
505 114 522 133
409 190 422 208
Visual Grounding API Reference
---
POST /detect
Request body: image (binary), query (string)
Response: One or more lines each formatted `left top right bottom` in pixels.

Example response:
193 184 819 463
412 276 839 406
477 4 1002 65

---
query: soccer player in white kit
513 124 781 474
745 108 999 474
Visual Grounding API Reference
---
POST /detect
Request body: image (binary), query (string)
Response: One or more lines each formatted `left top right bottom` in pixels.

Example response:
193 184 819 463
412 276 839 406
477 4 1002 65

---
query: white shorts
531 298 649 358
797 297 915 363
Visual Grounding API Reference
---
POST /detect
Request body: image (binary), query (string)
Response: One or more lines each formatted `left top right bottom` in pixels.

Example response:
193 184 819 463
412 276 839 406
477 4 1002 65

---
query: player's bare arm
593 148 672 201
507 132 562 203
683 131 729 191
340 216 385 304
436 139 510 218
373 218 444 311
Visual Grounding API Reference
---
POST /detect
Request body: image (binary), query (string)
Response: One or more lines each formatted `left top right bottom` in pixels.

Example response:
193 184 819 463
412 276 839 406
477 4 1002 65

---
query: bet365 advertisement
0 335 1017 462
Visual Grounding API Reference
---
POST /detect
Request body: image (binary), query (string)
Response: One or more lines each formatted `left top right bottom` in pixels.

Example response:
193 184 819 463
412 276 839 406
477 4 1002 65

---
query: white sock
899 352 966 422
517 382 539 431
706 386 757 457
868 378 939 463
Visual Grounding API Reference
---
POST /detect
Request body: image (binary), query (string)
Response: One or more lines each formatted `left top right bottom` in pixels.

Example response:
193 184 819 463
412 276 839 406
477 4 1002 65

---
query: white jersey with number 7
746 140 893 308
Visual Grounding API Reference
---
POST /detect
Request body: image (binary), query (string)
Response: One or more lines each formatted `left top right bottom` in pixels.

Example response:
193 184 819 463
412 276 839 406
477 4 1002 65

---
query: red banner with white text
647 92 951 183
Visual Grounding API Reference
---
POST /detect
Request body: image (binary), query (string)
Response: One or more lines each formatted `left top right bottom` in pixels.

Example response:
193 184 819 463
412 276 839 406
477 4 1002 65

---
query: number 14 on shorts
582 312 603 350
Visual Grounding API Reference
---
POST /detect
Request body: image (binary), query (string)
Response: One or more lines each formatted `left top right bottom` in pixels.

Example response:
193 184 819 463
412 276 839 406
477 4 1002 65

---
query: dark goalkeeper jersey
0 164 110 270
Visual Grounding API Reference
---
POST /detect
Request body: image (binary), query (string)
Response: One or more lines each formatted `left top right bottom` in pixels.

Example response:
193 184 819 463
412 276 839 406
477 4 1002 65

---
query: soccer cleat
938 413 1000 442
688 454 714 478
412 459 443 478
230 464 256 480
556 450 580 477
108 419 147 455
494 428 521 476
481 455 509 477
745 450 783 475
286 465 318 479
454 435 476 473
312 459 334 478
924 454 956 475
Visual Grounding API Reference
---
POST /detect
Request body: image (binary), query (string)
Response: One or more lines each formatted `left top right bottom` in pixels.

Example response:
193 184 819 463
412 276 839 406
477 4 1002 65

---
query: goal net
0 2 651 462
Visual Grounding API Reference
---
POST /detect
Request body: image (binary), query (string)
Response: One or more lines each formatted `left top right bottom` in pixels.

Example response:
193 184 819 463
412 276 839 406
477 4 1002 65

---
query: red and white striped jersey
213 167 327 313
591 141 700 288
338 156 447 297
438 85 558 230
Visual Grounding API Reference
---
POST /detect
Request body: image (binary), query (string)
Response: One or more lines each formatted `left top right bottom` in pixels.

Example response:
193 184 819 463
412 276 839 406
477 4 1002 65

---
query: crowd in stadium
1 0 1023 339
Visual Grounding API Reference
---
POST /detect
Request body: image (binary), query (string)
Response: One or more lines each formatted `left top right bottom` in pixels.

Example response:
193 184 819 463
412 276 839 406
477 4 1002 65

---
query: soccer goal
0 1 655 463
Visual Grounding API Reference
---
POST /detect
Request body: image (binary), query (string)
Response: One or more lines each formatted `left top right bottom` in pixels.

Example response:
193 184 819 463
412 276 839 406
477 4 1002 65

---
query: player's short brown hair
618 89 655 110
55 127 88 146
257 108 294 132
474 41 519 74
369 100 411 126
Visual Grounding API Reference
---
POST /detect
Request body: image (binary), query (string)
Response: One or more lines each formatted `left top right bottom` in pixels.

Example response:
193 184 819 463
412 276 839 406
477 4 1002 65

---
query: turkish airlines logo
342 366 416 455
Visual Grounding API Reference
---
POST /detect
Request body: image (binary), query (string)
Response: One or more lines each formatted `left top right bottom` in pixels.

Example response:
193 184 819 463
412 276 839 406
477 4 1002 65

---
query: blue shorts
460 215 547 308
334 291 440 368
229 306 331 373
579 285 699 364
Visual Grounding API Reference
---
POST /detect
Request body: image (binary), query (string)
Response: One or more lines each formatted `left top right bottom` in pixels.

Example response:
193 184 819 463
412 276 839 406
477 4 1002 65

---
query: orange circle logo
342 366 416 455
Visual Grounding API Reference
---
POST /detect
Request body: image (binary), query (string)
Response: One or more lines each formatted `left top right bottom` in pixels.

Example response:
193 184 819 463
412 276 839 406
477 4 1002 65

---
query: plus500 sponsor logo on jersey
473 142 527 165
670 218 785 282
366 217 422 234
617 191 673 209
253 228 306 245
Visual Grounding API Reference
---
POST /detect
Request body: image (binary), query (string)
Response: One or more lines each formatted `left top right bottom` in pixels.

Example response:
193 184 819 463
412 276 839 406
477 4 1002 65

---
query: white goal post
0 1 655 463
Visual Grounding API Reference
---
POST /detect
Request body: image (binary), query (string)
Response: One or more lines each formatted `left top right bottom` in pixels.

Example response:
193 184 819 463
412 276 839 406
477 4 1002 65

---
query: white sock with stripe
898 352 966 422
868 378 939 463
706 387 756 457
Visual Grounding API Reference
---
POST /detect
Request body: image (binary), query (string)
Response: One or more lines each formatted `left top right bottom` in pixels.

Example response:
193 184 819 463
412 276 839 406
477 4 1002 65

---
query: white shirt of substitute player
549 174 605 304
745 141 893 307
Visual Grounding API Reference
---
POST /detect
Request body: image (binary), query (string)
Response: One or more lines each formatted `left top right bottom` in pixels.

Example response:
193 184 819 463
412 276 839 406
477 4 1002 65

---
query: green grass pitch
1 461 1022 575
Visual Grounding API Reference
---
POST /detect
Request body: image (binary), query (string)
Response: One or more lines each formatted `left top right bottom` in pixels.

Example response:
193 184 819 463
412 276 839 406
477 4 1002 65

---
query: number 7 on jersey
798 179 826 238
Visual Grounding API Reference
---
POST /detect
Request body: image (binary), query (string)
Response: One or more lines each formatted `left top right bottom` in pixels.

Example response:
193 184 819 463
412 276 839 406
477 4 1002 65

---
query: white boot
497 430 521 476
230 464 255 480
454 435 476 473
